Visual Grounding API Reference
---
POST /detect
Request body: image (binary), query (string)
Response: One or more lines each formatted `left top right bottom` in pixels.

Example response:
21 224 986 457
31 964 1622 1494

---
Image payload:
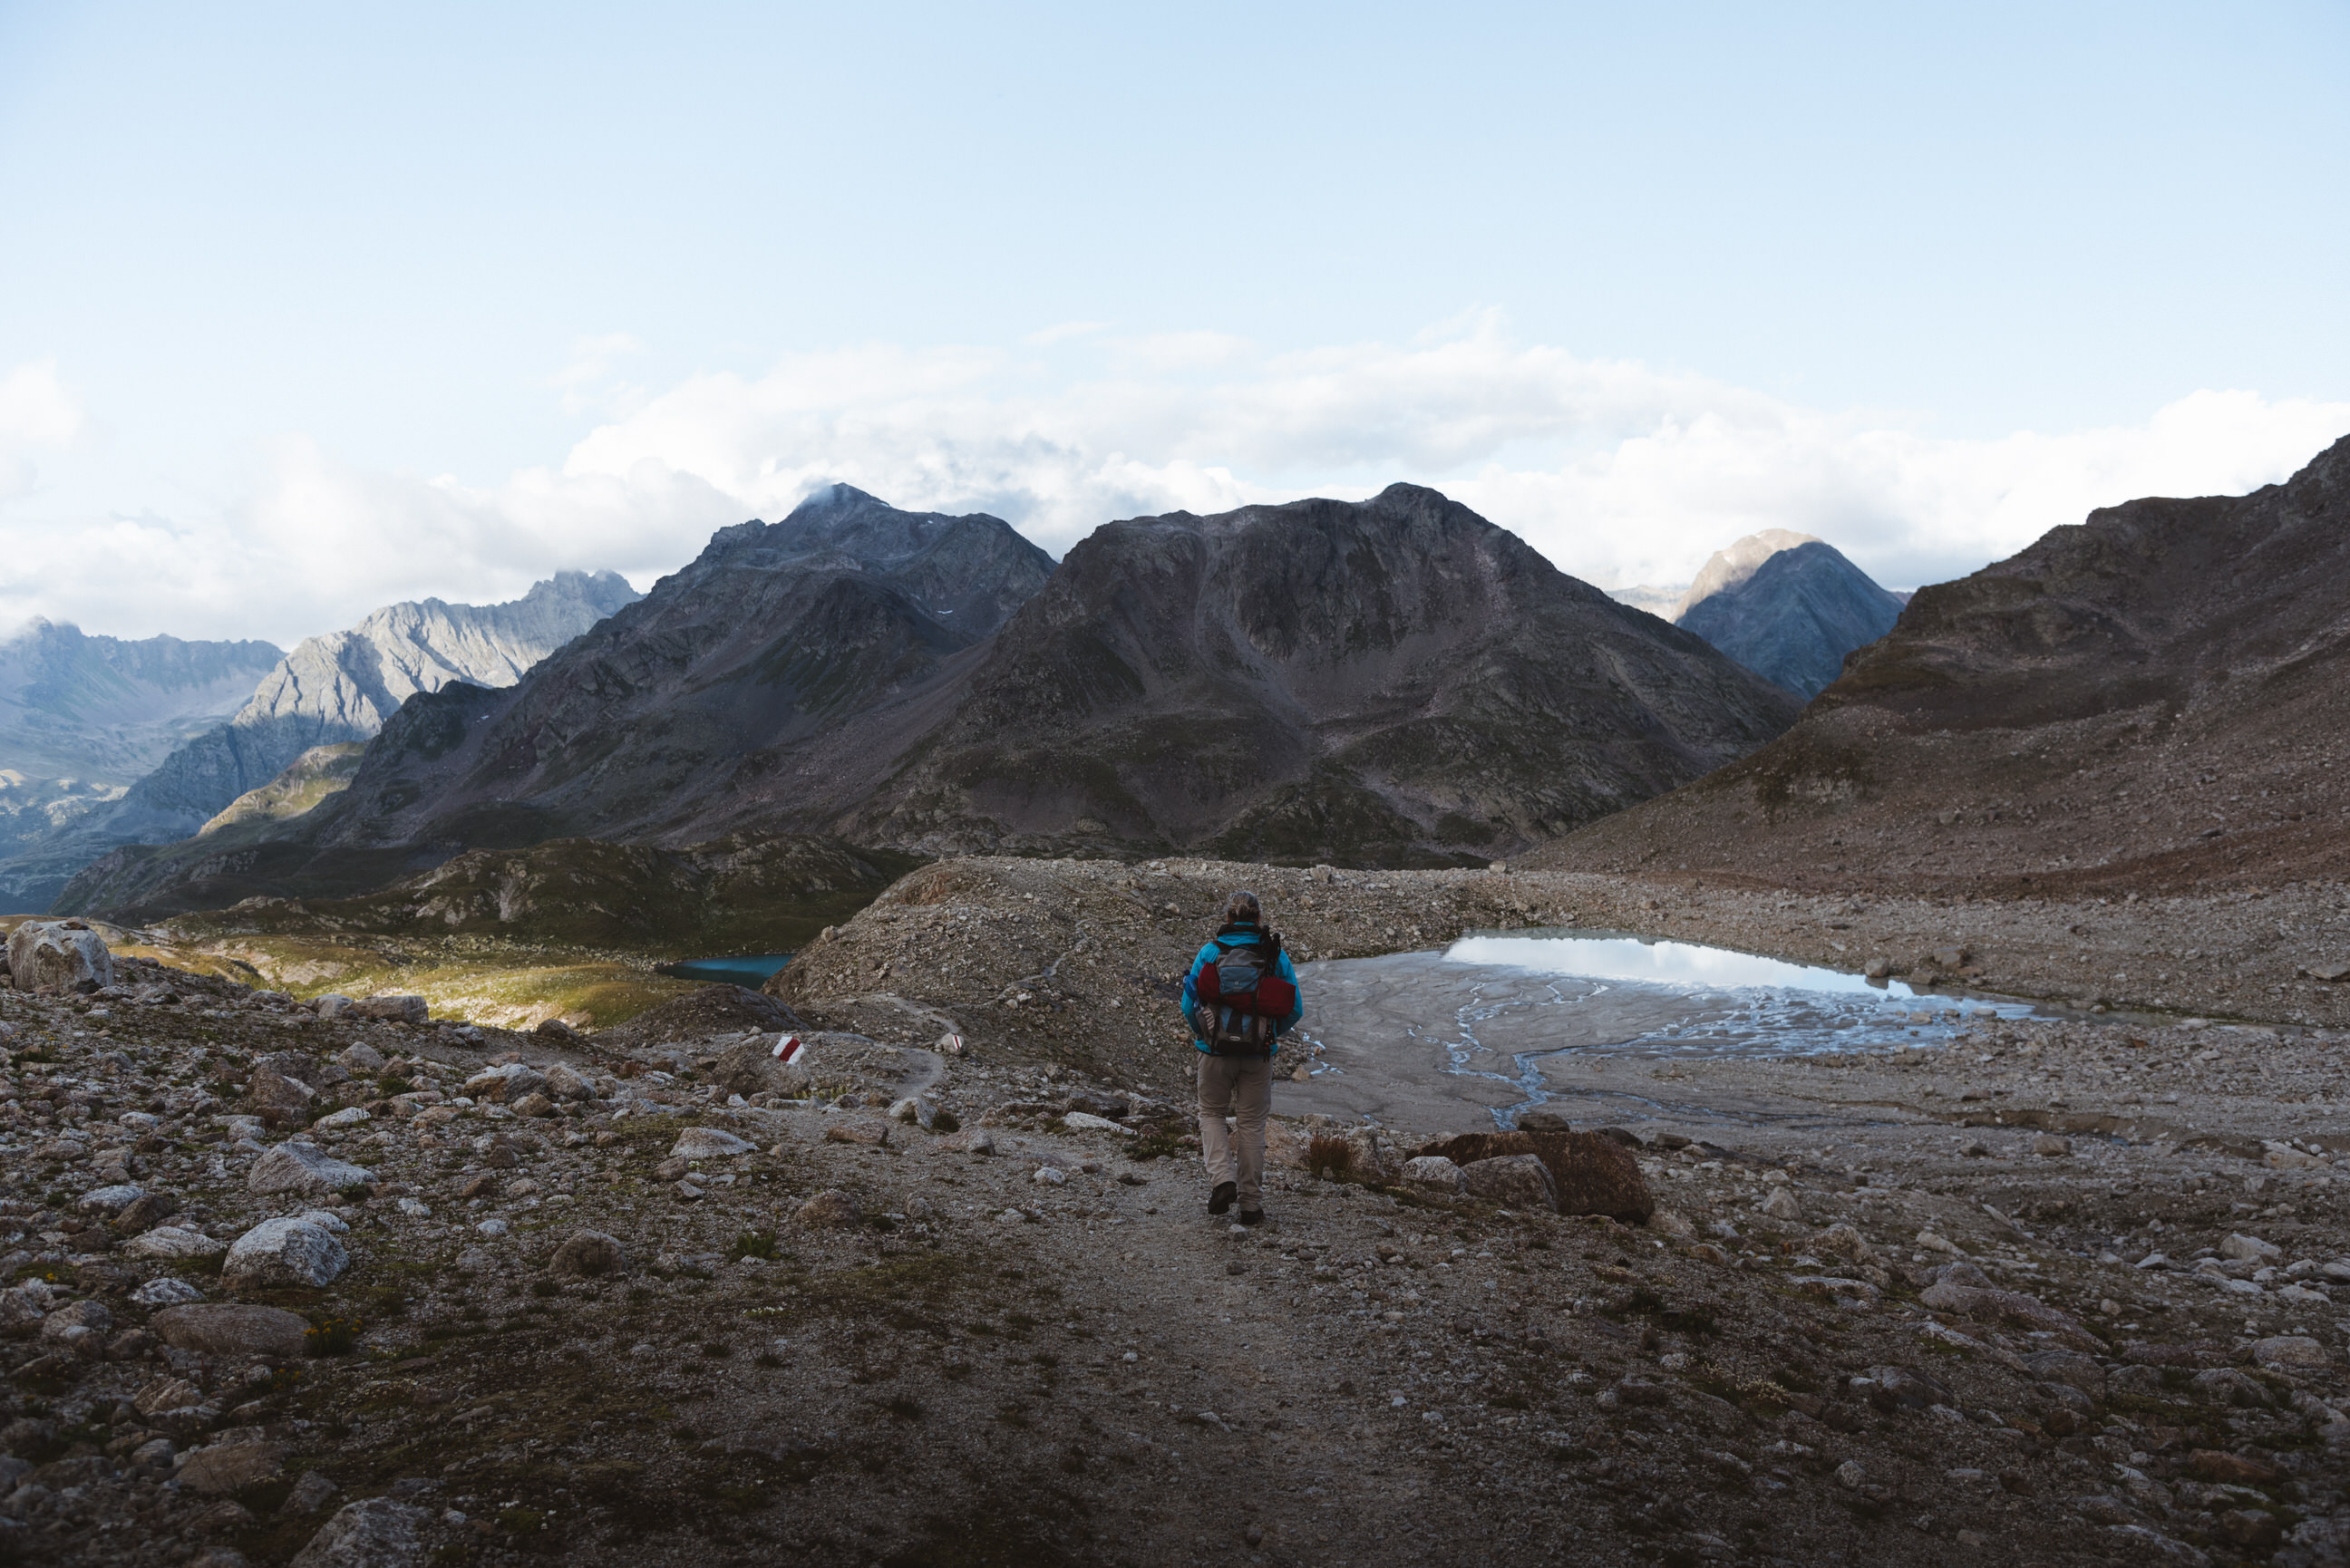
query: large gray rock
5 922 115 992
710 1037 810 1099
1400 1156 1465 1195
291 1496 433 1568
121 1225 227 1260
150 1302 309 1359
671 1127 755 1159
547 1231 628 1279
1459 1153 1559 1212
222 1217 349 1288
177 1433 285 1495
247 1066 317 1113
462 1064 545 1103
248 1141 374 1196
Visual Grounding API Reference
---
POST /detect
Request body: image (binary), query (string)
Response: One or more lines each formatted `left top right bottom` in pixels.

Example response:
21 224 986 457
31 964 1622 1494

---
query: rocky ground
0 857 2343 1566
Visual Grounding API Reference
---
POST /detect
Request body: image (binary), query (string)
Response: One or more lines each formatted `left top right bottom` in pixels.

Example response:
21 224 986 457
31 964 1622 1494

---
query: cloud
3 326 2345 647
0 360 88 503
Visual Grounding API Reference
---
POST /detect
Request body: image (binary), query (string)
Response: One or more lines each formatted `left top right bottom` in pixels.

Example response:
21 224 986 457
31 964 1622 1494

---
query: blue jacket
1181 923 1304 1055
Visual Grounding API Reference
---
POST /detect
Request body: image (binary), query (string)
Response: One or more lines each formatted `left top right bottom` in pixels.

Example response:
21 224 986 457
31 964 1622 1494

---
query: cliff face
832 484 1802 864
1535 432 2350 895
1676 538 1906 698
296 486 1059 857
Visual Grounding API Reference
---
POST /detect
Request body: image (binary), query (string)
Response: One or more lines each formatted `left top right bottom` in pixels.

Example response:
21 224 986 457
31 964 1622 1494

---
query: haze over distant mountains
62 484 1804 917
0 623 286 911
4 572 638 911
1537 433 2350 895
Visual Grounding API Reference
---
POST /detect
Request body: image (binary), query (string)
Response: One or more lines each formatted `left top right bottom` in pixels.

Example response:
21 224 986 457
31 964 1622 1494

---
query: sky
2 1 2346 646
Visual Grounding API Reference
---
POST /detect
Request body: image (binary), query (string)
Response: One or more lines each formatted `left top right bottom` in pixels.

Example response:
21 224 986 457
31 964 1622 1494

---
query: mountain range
59 483 1805 917
1534 431 2350 893
4 572 637 912
0 623 286 910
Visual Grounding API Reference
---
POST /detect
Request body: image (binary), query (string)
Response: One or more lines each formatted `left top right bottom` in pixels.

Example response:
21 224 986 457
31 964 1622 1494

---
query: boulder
346 994 428 1025
671 1127 755 1159
177 1435 286 1495
2189 1368 2273 1409
1646 1209 1696 1240
509 1092 555 1118
710 1037 810 1099
133 1374 203 1417
1759 1186 1803 1223
74 1183 145 1216
534 1017 585 1042
149 1303 309 1360
5 923 115 992
284 1469 340 1515
462 1065 546 1104
1401 1156 1465 1195
248 1066 317 1114
112 1191 181 1234
258 1051 345 1089
335 1043 385 1075
222 1217 349 1289
1460 1154 1559 1211
121 1225 227 1260
130 1278 205 1308
2219 1234 2283 1264
313 1108 370 1129
1860 1364 1955 1411
2250 1334 2330 1370
1413 1130 1652 1222
248 1142 374 1197
1813 1223 1879 1265
1517 1109 1572 1132
313 994 355 1018
542 1063 593 1101
547 1231 628 1279
824 1121 890 1148
940 1127 995 1156
793 1189 860 1227
40 1299 113 1359
289 1496 432 1568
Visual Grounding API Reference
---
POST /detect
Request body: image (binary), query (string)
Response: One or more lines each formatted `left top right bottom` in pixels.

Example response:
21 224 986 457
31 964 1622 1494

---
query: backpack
1190 927 1296 1056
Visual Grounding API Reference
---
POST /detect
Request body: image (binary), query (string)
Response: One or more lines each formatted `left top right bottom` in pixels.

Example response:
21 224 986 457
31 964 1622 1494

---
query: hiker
1181 889 1305 1224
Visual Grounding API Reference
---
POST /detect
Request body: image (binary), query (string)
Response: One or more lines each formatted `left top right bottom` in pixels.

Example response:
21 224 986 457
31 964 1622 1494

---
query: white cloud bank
3 321 2345 646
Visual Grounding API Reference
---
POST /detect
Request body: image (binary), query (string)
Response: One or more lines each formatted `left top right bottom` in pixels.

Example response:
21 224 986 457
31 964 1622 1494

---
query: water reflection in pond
1282 931 2047 1130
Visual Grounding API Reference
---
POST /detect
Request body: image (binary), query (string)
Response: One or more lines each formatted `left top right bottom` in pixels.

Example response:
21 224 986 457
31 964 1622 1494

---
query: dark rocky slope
832 485 1803 863
59 484 1802 912
1533 432 2350 895
1677 538 1905 698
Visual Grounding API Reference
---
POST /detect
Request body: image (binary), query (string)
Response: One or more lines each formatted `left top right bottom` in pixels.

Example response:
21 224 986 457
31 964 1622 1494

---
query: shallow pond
661 953 792 988
1276 930 2047 1134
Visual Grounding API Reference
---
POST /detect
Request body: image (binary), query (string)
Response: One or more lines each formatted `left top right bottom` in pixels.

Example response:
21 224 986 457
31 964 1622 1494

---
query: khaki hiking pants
1197 1052 1273 1210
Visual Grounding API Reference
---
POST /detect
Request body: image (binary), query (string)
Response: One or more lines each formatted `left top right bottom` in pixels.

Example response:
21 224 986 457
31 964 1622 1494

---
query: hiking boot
1208 1182 1236 1215
1238 1207 1266 1227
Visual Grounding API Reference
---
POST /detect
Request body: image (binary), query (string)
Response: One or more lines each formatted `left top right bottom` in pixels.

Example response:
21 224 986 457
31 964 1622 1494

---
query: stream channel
1268 930 2050 1141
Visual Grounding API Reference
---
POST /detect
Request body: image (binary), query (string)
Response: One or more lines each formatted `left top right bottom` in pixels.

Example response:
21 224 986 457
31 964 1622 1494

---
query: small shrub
529 1280 559 1298
306 1315 364 1357
727 1230 780 1262
378 1074 414 1097
338 1182 374 1203
700 1341 732 1359
885 1396 923 1419
753 1350 784 1369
